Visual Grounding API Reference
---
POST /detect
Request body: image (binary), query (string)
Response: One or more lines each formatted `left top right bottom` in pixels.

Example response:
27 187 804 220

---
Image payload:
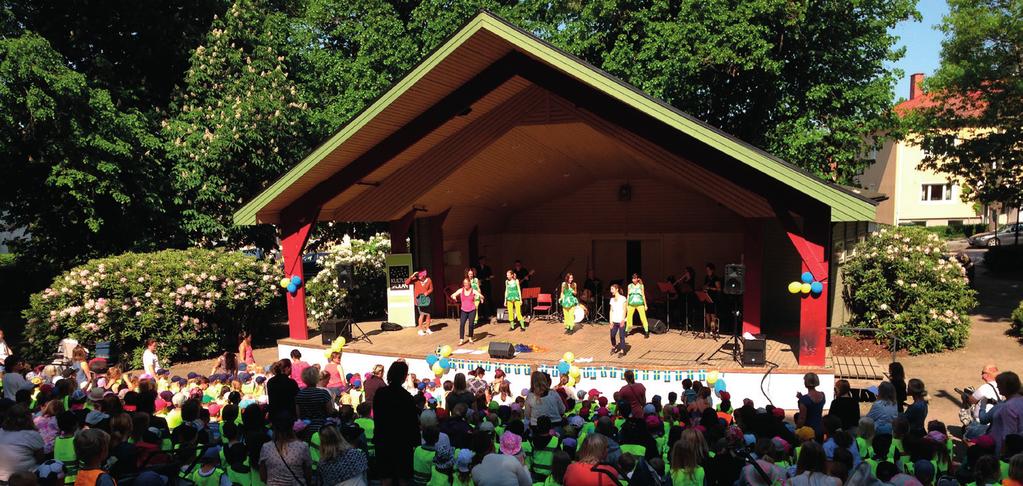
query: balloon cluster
556 352 581 387
280 275 303 294
787 272 823 296
323 337 346 358
426 345 454 378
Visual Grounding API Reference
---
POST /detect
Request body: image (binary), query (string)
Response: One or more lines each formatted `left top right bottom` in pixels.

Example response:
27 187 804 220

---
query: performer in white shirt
609 284 628 355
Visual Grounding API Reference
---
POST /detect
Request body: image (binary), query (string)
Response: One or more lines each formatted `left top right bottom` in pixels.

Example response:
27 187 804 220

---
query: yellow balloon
323 349 333 359
800 283 812 294
331 337 346 352
569 366 581 378
563 352 574 364
707 370 719 384
788 281 802 294
567 377 576 387
280 278 291 288
432 363 445 376
440 345 453 358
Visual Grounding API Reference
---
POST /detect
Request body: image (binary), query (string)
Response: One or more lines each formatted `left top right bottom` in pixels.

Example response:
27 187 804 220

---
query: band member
609 284 627 354
505 270 526 331
582 269 601 314
451 278 484 346
476 256 494 319
560 273 579 333
513 260 534 288
704 263 722 330
404 268 434 336
466 268 482 324
626 273 650 338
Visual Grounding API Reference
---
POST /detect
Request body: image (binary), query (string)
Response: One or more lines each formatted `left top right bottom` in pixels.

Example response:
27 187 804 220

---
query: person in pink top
238 331 256 366
289 349 310 388
325 351 345 393
450 278 484 346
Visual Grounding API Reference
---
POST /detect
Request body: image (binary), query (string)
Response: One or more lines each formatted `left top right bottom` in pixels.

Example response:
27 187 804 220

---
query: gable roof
234 11 876 225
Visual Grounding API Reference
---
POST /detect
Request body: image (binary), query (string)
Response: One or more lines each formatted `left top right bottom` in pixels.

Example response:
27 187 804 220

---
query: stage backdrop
386 253 416 327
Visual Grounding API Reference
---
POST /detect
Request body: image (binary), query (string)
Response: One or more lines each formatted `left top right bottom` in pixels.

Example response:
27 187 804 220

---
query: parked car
968 223 1022 247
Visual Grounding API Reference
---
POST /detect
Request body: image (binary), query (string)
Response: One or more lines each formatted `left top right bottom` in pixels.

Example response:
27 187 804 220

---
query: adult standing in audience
363 364 387 408
238 331 256 367
266 359 298 421
374 361 419 486
259 413 312 486
867 381 899 435
991 371 1023 455
1 356 33 401
445 373 475 412
142 339 160 376
525 371 565 433
796 373 826 437
468 366 489 398
618 370 646 419
829 379 860 430
295 367 332 433
904 378 929 431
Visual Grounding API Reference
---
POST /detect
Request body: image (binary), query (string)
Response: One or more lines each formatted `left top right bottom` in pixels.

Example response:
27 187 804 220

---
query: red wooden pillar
280 214 317 341
742 220 763 334
790 217 829 367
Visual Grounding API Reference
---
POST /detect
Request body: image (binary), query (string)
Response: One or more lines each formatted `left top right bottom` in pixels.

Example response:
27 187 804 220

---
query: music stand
693 290 713 338
656 282 676 326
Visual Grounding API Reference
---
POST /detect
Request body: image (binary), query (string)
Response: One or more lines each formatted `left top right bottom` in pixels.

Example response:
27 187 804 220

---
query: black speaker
742 334 766 366
337 265 353 290
723 264 745 295
649 319 668 335
320 319 352 346
488 341 515 359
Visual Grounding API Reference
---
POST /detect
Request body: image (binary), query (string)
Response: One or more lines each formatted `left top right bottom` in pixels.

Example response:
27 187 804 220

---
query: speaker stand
344 319 373 345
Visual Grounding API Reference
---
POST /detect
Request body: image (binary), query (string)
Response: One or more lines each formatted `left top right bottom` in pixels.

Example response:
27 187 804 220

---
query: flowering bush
842 226 976 354
306 233 391 323
1012 300 1023 335
22 249 280 369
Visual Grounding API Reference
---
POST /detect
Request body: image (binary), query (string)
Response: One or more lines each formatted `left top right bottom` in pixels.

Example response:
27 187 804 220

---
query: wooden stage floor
281 318 831 373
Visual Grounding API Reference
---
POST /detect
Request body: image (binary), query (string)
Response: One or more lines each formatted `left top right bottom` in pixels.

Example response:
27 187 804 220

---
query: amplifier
742 334 767 366
488 341 515 359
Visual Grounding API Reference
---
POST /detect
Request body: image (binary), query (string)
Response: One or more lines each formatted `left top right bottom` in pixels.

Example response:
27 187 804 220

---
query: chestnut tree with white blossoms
305 233 391 323
22 248 280 368
842 226 976 354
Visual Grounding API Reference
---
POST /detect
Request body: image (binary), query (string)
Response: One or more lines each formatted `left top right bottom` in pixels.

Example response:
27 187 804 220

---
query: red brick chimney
910 73 925 100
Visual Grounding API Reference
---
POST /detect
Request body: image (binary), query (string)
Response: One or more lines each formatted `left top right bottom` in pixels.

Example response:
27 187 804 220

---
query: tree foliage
2 0 917 270
904 0 1023 207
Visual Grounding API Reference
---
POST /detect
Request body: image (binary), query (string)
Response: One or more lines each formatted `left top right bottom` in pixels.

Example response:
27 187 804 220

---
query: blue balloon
714 379 727 392
810 281 823 294
291 275 302 286
286 283 297 293
800 272 814 284
439 358 451 369
557 360 570 374
425 354 439 366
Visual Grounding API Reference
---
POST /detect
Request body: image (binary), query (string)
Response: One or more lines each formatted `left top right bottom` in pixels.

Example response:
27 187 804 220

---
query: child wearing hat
188 446 229 486
454 449 474 486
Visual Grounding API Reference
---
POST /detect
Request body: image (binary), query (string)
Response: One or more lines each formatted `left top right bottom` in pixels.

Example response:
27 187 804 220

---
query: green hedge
1013 300 1023 334
843 226 976 354
22 248 281 369
919 224 988 240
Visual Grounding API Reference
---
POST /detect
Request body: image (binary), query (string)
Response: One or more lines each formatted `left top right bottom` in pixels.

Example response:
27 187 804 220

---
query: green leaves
906 0 1023 208
842 226 976 354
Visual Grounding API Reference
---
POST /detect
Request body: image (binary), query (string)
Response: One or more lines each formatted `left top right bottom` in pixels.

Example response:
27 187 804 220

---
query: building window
921 183 952 201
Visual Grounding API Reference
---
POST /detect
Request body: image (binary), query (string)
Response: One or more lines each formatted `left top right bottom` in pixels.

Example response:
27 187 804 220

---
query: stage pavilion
234 12 878 406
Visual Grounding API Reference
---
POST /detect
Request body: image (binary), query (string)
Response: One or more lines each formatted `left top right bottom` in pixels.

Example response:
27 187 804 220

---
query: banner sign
385 253 415 328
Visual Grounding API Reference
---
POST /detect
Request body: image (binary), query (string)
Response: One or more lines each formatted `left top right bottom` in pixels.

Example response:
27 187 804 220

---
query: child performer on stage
405 269 434 336
560 273 579 333
626 273 650 338
466 268 482 324
609 284 627 354
451 279 483 346
505 270 526 331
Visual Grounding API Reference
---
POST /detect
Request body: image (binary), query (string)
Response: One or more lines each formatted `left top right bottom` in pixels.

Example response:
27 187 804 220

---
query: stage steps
832 355 886 380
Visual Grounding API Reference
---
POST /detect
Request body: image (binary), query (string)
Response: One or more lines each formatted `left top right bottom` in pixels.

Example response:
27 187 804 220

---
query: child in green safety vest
428 434 455 486
454 449 476 486
505 270 525 331
530 416 561 482
669 429 707 486
189 447 230 486
413 427 440 486
354 402 375 457
533 450 571 486
54 411 79 485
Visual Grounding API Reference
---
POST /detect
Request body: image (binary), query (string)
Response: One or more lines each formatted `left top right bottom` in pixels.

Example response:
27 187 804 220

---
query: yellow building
857 73 983 227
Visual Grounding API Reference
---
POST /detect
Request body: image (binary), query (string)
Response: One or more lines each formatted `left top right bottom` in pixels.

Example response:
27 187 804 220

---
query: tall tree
539 0 916 183
0 33 175 268
906 0 1022 210
163 0 310 246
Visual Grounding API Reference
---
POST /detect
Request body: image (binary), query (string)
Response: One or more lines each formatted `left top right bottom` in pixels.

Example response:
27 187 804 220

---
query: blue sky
888 0 949 101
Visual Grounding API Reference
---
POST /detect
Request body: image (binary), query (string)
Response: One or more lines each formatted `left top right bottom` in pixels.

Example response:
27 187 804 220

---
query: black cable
761 361 779 407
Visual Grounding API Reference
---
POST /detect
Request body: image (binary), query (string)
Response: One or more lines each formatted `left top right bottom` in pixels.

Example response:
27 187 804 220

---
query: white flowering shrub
842 226 976 354
22 249 279 368
306 233 391 322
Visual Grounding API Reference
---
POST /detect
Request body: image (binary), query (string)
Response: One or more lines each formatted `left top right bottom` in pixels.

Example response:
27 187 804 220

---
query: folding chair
521 287 541 316
533 293 554 320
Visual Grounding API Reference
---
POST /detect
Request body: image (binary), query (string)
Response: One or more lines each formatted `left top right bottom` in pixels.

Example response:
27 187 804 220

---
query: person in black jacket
373 360 420 486
266 359 298 421
829 379 861 431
